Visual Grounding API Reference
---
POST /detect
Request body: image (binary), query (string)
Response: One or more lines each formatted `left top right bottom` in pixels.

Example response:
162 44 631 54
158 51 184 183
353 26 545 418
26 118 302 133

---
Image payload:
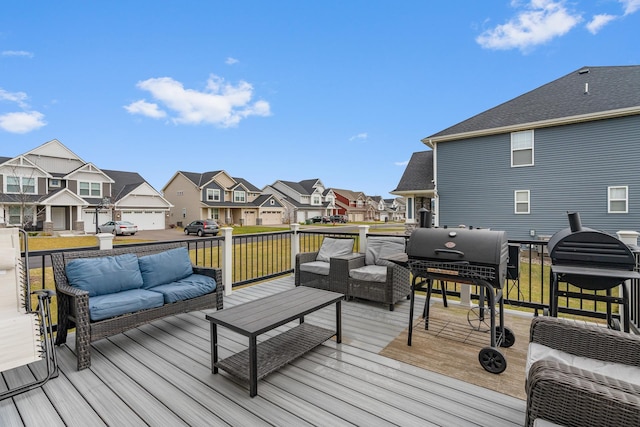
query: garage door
260 211 281 225
83 209 112 233
121 210 165 231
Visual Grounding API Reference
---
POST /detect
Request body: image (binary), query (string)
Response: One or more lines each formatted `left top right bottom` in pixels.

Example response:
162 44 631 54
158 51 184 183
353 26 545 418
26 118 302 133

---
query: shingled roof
424 65 640 143
392 151 434 193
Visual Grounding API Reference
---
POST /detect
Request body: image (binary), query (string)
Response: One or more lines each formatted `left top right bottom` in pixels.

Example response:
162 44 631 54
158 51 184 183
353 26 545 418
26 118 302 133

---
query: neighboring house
331 189 368 222
0 139 171 233
262 178 334 223
163 170 285 226
391 150 435 228
421 65 640 239
385 197 406 222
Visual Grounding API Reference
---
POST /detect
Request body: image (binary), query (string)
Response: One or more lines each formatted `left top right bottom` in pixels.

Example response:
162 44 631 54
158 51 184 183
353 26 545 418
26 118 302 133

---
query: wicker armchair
334 236 410 311
525 316 640 427
294 237 356 295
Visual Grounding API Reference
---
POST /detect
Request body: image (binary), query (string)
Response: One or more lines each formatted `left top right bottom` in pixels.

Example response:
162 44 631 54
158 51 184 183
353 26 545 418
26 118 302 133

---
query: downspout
431 139 439 227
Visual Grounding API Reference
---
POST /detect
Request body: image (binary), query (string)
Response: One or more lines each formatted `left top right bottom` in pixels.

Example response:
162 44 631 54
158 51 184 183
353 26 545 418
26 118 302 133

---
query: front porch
1 275 526 426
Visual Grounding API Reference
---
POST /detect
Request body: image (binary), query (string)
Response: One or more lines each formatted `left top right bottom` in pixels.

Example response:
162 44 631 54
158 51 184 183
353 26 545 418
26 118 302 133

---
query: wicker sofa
525 316 640 426
52 242 223 370
335 236 410 311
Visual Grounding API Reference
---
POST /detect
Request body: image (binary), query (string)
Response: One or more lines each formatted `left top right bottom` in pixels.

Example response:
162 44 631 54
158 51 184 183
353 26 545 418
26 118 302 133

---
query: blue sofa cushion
65 253 144 297
138 247 194 289
148 274 217 303
88 289 164 321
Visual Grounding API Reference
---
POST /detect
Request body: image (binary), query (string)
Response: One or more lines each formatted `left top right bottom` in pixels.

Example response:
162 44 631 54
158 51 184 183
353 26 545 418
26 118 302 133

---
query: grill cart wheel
498 326 515 348
478 347 507 374
467 305 492 332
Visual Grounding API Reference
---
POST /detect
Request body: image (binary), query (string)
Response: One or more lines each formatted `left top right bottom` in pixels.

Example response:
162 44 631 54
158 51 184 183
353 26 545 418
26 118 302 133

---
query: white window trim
234 190 246 203
514 190 530 214
79 181 102 197
206 188 221 201
511 130 534 167
608 186 628 213
5 176 37 194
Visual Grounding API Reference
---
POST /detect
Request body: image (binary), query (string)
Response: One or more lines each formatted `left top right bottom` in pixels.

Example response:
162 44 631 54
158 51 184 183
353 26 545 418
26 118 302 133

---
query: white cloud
225 57 239 65
1 50 34 58
394 160 409 166
0 88 46 133
586 14 617 34
476 0 582 51
123 100 167 118
349 132 368 141
125 74 271 127
0 111 46 133
620 0 640 15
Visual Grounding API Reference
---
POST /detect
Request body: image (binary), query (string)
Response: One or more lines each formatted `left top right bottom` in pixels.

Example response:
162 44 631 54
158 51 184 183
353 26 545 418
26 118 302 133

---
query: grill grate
407 259 497 283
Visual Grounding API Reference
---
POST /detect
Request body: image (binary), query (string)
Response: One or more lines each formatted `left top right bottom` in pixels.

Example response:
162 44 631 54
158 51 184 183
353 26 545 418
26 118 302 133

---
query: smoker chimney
567 211 582 232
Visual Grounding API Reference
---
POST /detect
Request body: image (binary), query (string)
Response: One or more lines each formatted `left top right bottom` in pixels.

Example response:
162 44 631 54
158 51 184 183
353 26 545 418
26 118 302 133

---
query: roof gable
393 151 434 193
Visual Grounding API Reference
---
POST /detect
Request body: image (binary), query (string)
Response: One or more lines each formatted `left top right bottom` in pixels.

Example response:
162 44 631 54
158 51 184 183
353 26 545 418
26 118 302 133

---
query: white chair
0 228 57 400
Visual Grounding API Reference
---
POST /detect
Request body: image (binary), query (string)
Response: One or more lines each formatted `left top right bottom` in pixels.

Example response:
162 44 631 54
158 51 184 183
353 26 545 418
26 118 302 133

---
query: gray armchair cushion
299 261 331 276
349 265 387 282
365 237 405 266
316 238 355 262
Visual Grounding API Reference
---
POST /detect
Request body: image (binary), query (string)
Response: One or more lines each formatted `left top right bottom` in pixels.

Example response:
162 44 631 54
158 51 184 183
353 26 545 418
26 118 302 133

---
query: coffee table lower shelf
215 323 336 383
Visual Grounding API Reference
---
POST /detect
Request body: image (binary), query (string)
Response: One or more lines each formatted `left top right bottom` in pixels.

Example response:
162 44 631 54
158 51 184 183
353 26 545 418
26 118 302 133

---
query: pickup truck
329 215 348 223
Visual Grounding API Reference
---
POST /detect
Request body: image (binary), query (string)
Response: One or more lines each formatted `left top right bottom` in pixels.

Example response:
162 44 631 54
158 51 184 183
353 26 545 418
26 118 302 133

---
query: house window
514 190 530 214
270 199 275 205
312 195 321 205
234 190 246 203
8 206 21 224
176 191 184 196
511 130 534 167
207 189 220 201
5 176 36 194
407 197 414 220
210 208 220 220
79 181 101 197
608 186 628 213
49 179 61 188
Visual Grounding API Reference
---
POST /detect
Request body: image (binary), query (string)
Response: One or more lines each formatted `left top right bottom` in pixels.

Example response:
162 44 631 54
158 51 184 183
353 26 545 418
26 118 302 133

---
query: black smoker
404 227 514 374
548 212 640 332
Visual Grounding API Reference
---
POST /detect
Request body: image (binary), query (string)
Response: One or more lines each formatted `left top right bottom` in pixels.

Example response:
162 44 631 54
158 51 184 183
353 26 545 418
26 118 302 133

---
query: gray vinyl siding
436 115 640 239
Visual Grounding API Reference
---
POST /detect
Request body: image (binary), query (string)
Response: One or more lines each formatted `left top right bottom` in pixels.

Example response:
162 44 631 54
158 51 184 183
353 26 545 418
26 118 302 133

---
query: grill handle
434 248 465 257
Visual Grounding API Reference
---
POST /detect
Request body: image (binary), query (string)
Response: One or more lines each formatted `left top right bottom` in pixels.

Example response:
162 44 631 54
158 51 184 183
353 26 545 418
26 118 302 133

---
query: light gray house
262 179 335 223
422 65 640 239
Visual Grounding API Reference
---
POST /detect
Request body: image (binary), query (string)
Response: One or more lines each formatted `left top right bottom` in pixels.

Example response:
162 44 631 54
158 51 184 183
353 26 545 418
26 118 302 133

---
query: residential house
385 197 406 222
262 178 335 223
331 189 368 222
421 65 640 239
0 139 171 233
163 170 285 226
391 150 435 229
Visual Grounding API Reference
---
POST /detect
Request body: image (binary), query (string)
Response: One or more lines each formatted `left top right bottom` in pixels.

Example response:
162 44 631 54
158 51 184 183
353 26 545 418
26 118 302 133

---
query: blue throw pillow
65 253 144 297
138 247 194 289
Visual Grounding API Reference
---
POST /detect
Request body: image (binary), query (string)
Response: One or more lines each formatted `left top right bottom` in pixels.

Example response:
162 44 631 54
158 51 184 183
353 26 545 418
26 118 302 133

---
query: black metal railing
21 230 640 332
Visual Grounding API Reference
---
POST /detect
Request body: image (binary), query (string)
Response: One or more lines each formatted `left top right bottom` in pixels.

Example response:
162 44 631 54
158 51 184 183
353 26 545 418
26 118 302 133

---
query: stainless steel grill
403 227 514 374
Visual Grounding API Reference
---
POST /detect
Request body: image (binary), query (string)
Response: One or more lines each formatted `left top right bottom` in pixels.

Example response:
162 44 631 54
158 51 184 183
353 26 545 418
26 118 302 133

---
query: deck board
1 275 526 426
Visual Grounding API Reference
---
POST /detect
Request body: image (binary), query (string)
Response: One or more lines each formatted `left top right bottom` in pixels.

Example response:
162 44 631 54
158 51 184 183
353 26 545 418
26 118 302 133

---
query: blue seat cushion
88 289 164 321
138 247 194 289
147 274 217 303
65 253 144 297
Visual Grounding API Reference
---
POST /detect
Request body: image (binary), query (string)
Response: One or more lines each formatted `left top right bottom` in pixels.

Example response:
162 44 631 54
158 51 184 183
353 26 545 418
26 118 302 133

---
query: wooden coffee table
206 286 343 397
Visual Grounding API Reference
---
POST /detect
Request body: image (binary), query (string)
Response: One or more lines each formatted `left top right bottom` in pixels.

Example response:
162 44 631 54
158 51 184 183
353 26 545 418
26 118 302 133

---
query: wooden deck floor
1 276 526 426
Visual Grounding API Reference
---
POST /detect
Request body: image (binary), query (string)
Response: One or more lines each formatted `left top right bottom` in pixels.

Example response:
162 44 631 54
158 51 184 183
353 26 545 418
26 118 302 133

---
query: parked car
329 215 348 223
310 216 324 223
98 221 138 235
184 219 219 236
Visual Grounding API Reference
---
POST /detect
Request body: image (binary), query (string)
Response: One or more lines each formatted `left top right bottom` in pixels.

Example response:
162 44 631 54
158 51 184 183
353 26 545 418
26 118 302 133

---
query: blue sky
1 1 639 198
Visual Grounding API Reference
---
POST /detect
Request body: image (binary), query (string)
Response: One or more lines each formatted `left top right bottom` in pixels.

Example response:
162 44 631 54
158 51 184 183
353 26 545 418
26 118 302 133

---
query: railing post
290 224 300 269
221 227 233 296
96 233 114 250
358 225 369 253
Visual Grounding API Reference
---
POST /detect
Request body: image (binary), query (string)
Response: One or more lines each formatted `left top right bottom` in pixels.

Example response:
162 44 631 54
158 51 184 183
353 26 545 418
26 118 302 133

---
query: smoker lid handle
434 248 465 257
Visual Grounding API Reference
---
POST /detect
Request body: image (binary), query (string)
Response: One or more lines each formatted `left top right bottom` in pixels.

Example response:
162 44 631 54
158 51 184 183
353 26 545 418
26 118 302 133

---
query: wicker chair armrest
192 266 221 279
331 253 365 278
530 316 640 366
296 251 319 266
54 280 89 298
526 359 640 427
